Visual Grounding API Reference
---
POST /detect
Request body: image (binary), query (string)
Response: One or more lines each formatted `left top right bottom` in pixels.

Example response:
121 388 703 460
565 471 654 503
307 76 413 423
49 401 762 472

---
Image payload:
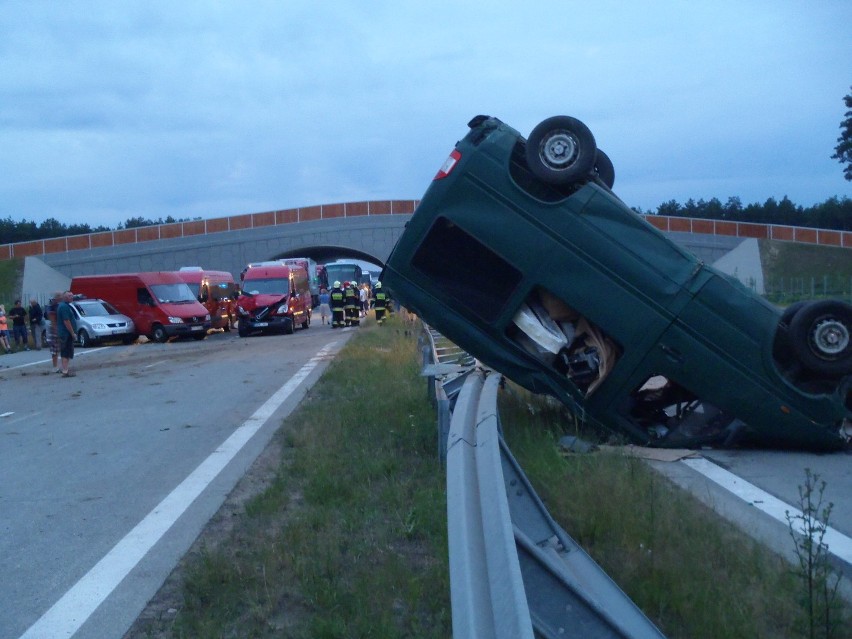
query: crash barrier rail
420 326 667 639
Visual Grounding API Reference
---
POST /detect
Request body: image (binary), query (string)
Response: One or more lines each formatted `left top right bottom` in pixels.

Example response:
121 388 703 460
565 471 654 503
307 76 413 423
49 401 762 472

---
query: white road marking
18 341 339 639
683 457 852 565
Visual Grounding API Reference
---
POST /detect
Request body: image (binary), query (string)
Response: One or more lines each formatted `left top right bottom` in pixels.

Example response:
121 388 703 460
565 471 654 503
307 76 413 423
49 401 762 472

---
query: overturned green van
383 115 852 450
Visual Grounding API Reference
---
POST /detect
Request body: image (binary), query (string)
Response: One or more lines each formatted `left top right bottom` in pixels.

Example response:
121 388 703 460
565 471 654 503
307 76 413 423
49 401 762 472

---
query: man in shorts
57 291 77 377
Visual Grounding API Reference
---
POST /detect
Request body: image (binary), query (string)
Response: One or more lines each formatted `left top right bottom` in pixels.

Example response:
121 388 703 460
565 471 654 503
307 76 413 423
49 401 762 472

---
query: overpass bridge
2 199 849 302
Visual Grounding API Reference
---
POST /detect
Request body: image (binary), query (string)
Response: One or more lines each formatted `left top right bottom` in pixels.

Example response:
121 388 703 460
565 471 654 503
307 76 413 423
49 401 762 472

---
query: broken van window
507 287 620 395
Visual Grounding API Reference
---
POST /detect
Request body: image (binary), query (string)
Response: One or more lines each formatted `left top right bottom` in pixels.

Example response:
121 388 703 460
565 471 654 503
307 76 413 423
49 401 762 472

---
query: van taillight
434 150 461 180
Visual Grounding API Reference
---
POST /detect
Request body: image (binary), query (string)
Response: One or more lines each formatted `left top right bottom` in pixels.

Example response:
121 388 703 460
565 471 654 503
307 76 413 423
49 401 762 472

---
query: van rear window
411 217 521 323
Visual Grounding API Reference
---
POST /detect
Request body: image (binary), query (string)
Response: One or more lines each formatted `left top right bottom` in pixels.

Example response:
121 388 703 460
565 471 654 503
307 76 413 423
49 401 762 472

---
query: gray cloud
1 0 850 229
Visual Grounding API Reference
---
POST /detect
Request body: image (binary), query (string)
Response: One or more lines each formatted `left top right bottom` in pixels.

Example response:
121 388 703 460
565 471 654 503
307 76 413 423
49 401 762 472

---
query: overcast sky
1 1 850 230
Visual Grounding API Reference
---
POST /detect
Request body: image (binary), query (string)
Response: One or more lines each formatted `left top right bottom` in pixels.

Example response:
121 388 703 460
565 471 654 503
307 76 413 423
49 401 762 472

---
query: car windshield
74 300 121 316
149 283 197 304
242 278 289 295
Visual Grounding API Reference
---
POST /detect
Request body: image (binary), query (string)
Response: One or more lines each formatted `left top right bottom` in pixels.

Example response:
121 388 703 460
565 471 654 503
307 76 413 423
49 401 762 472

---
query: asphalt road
0 319 353 639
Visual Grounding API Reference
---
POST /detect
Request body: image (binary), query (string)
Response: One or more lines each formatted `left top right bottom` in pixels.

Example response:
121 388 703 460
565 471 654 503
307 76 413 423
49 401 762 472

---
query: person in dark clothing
344 281 360 327
373 282 388 325
57 291 77 377
28 298 44 350
8 300 28 350
330 281 346 328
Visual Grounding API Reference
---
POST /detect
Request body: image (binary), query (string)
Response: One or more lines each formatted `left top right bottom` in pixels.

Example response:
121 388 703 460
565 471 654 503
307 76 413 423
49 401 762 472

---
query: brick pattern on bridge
1 200 849 261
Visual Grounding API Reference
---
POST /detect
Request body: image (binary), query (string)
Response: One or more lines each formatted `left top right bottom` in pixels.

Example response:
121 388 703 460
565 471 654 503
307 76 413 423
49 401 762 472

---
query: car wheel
122 334 137 345
152 324 168 343
77 329 91 348
526 115 597 185
789 300 852 377
591 149 615 189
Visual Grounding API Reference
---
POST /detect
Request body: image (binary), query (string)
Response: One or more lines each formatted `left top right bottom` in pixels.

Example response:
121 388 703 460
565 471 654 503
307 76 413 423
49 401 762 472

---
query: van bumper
240 315 293 334
166 322 210 337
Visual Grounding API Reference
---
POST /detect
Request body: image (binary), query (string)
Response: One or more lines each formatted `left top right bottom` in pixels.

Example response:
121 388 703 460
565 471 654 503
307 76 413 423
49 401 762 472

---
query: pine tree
831 86 852 181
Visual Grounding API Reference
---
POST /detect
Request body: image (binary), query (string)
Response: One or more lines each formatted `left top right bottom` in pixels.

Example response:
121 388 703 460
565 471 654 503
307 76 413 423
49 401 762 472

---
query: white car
46 298 137 347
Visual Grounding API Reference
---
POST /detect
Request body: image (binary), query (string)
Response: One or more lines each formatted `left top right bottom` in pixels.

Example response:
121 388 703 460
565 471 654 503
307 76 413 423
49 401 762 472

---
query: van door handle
659 344 684 364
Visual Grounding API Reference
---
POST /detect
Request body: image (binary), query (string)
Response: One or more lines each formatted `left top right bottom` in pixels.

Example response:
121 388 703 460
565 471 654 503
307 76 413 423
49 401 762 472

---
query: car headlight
277 303 289 314
168 316 183 324
237 305 247 314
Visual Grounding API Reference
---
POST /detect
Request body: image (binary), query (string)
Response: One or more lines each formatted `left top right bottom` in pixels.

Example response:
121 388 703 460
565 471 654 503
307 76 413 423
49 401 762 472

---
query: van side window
411 216 522 323
137 288 154 306
507 287 620 396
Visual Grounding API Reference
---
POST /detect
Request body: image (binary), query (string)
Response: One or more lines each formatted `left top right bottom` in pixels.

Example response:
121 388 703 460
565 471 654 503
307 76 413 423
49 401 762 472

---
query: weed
786 468 846 639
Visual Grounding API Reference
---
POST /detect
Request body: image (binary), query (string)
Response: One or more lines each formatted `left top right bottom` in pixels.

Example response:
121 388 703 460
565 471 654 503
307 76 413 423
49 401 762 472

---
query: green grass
0 257 22 309
760 239 852 303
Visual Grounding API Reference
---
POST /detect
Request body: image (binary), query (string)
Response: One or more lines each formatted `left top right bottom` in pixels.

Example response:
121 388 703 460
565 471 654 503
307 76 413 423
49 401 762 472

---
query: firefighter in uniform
330 281 345 328
373 281 388 325
344 280 360 327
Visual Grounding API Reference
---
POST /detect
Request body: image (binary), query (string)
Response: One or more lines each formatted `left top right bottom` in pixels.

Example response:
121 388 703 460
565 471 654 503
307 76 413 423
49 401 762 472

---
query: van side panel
71 273 210 340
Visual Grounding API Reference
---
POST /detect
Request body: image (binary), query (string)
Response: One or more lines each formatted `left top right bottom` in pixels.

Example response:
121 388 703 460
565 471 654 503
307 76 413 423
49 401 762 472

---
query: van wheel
591 149 615 189
302 313 310 330
152 325 168 343
238 321 248 337
526 116 597 185
789 300 852 377
77 329 92 348
283 318 295 335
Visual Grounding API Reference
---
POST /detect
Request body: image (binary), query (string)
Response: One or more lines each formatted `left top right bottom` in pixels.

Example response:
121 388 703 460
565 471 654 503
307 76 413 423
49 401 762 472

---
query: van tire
592 149 615 189
152 325 168 343
789 300 852 377
301 313 310 330
283 318 295 335
526 115 596 185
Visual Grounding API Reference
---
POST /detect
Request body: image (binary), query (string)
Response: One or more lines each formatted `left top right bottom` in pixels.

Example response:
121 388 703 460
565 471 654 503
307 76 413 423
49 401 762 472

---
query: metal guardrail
421 326 667 639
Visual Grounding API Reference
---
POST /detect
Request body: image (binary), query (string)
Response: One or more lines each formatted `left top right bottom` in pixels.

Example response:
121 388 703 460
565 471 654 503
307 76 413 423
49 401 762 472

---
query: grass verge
128 319 850 638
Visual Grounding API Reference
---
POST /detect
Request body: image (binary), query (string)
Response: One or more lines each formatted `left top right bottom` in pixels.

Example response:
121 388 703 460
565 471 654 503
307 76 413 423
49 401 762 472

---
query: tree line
634 195 851 231
0 215 194 245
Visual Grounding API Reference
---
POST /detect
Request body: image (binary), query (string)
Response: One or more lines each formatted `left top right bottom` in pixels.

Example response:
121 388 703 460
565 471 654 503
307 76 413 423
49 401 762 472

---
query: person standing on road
0 306 11 353
57 291 77 377
8 299 28 351
317 288 331 325
330 281 345 328
359 283 369 318
46 292 61 372
28 298 44 350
